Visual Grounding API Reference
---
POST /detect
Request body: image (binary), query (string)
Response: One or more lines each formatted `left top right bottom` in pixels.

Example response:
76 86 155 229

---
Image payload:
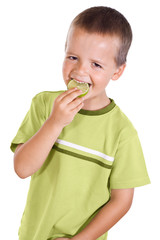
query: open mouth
70 78 92 87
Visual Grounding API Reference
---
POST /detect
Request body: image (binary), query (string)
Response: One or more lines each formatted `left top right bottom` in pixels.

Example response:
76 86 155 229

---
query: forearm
14 117 62 178
14 88 84 179
72 189 134 240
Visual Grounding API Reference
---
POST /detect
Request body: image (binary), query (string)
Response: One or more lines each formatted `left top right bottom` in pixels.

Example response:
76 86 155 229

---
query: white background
0 0 159 239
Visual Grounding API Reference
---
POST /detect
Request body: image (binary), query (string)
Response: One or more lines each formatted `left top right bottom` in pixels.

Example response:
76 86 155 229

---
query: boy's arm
72 188 134 240
14 88 84 179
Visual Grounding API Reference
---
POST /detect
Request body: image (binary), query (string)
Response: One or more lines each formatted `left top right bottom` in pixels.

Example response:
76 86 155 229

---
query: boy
10 6 150 240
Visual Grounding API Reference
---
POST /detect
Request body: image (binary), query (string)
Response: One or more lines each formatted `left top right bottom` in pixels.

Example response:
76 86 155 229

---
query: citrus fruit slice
67 79 89 97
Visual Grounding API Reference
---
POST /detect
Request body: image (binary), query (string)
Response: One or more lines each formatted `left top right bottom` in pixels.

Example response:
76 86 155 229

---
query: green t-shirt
10 91 150 240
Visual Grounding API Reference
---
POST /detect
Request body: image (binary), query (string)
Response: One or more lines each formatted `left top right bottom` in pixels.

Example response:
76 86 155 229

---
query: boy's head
63 6 133 108
66 6 132 67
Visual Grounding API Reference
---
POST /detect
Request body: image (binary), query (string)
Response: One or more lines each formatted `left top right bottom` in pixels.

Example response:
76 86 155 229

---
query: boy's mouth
70 78 92 87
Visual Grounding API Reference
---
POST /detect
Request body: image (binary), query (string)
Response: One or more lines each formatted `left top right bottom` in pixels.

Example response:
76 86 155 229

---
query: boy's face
62 27 125 108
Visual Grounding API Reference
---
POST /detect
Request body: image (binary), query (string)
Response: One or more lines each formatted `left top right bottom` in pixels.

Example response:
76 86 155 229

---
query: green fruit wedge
67 79 89 97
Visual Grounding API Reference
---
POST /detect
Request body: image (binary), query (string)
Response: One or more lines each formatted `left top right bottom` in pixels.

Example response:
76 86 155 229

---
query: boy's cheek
62 67 68 83
62 62 70 77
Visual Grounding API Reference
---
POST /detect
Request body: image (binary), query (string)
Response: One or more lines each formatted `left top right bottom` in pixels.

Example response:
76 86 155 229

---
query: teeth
71 78 91 85
74 79 85 84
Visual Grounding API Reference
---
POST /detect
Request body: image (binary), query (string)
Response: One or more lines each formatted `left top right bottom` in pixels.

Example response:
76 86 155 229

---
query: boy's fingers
72 101 84 114
57 88 78 101
68 96 84 110
64 90 83 105
58 89 83 105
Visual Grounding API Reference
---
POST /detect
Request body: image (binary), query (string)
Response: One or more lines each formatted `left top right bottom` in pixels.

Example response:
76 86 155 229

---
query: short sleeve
110 132 151 189
10 93 46 152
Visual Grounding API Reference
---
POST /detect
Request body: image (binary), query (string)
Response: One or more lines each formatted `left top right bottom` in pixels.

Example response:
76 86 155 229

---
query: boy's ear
111 63 126 81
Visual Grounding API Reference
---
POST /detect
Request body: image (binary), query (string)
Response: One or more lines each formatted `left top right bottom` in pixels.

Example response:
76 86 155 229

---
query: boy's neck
82 94 111 111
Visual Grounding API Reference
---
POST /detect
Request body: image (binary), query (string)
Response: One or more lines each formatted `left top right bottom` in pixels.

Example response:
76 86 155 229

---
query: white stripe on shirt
56 139 114 162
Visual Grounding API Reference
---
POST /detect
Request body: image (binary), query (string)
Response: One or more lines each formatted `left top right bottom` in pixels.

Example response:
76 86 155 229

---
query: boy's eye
68 56 77 60
93 62 102 68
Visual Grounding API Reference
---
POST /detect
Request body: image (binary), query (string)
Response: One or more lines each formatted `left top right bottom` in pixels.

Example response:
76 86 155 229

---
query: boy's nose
71 63 89 82
74 62 88 76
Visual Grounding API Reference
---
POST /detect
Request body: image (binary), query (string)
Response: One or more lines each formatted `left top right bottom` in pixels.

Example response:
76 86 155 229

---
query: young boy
10 6 150 240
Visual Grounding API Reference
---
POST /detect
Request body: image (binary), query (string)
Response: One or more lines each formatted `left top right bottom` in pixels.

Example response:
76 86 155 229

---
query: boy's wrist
46 116 63 133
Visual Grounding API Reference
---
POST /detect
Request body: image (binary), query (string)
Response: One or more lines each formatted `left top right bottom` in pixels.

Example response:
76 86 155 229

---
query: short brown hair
70 6 132 67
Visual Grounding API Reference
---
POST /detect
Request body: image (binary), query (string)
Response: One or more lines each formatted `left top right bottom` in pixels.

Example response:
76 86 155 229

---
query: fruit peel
67 79 89 97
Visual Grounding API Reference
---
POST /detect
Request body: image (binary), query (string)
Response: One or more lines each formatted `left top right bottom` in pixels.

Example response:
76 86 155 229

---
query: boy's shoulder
31 91 64 118
113 104 138 141
33 90 64 101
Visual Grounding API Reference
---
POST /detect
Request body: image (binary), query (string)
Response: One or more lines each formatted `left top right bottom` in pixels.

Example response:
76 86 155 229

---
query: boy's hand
49 88 85 128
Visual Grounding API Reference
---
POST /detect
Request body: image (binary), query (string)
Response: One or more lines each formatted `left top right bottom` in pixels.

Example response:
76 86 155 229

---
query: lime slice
67 79 89 97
